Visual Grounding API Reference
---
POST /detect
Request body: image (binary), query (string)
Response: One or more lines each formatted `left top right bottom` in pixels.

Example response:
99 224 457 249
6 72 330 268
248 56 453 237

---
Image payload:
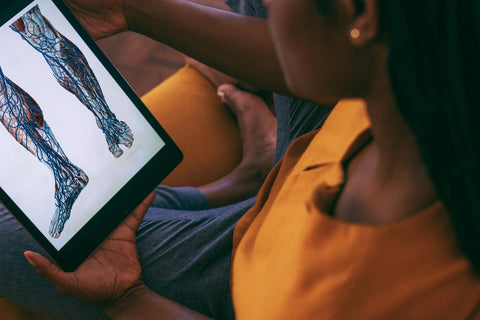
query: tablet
0 0 183 271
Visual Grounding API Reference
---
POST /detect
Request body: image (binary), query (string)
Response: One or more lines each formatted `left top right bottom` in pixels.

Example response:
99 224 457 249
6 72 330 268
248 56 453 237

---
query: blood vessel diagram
11 5 134 158
0 67 88 238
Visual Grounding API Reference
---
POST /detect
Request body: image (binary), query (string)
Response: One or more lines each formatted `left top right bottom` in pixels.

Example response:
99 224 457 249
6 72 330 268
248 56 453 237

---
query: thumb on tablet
24 251 71 292
124 192 156 232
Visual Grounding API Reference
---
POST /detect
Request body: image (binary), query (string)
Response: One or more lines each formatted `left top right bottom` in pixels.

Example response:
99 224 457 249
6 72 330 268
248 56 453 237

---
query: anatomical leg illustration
0 67 89 238
10 5 134 158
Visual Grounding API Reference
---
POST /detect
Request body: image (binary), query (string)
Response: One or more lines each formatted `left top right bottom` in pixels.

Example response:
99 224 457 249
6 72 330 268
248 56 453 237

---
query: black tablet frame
0 0 183 271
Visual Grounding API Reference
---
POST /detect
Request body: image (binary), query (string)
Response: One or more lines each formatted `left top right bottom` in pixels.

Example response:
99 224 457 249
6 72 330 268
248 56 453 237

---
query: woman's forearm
105 284 212 320
125 0 289 94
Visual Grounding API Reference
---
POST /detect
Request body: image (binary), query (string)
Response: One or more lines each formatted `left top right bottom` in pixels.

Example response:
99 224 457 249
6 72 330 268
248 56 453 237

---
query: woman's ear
345 0 379 47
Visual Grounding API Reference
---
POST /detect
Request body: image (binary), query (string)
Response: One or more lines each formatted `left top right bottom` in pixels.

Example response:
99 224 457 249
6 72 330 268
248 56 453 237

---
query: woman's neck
365 76 426 182
333 65 438 224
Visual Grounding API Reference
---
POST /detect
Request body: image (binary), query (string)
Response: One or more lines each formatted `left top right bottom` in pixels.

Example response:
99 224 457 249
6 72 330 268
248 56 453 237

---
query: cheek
269 1 374 103
270 17 344 102
269 0 319 91
282 45 351 104
279 44 329 101
269 0 346 101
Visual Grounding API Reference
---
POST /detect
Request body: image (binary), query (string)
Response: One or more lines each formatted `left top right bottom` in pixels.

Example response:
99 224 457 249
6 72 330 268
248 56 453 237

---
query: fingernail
218 91 227 103
24 252 37 267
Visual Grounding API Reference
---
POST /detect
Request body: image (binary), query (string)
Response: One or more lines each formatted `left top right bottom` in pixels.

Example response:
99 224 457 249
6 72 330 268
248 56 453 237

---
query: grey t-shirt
224 0 330 162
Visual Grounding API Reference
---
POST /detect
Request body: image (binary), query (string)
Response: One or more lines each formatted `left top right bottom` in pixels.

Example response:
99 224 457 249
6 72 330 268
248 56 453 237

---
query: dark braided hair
384 0 480 273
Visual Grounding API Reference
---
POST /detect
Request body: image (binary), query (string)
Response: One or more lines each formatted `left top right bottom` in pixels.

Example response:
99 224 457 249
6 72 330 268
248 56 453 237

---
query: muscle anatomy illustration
11 5 134 158
0 67 88 238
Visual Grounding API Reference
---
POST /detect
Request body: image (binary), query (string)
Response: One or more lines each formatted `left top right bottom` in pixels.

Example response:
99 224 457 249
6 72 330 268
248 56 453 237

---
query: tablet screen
0 0 170 252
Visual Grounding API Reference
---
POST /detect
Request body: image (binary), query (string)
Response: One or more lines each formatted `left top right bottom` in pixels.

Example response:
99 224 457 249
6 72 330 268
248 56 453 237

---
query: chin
285 77 317 103
284 73 340 106
285 73 309 98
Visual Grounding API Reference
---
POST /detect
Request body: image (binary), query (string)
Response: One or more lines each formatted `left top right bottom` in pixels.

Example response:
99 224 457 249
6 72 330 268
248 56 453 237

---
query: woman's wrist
123 0 176 36
102 282 212 320
102 282 152 319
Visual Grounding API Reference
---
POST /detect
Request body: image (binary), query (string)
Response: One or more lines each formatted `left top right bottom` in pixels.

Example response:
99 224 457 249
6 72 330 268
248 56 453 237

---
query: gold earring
350 28 361 40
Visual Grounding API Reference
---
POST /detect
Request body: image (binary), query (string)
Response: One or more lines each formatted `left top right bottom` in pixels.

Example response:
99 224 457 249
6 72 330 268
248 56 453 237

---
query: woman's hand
62 0 129 39
24 194 155 307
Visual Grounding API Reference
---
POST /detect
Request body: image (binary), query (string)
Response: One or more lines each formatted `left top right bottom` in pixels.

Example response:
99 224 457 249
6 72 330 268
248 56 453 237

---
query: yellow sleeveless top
231 100 480 319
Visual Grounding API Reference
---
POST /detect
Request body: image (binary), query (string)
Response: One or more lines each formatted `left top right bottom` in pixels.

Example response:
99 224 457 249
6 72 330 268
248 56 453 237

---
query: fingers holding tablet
61 0 129 40
24 193 155 304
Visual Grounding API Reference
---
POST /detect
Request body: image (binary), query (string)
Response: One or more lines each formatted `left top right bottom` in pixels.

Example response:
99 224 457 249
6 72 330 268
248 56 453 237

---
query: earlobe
349 27 361 40
347 0 379 47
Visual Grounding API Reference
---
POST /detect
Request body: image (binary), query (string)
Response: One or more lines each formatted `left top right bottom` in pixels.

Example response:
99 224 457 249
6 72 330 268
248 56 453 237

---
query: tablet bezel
0 0 183 271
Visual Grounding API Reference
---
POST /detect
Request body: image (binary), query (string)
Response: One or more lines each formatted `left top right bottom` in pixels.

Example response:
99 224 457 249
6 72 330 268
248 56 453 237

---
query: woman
19 0 480 318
